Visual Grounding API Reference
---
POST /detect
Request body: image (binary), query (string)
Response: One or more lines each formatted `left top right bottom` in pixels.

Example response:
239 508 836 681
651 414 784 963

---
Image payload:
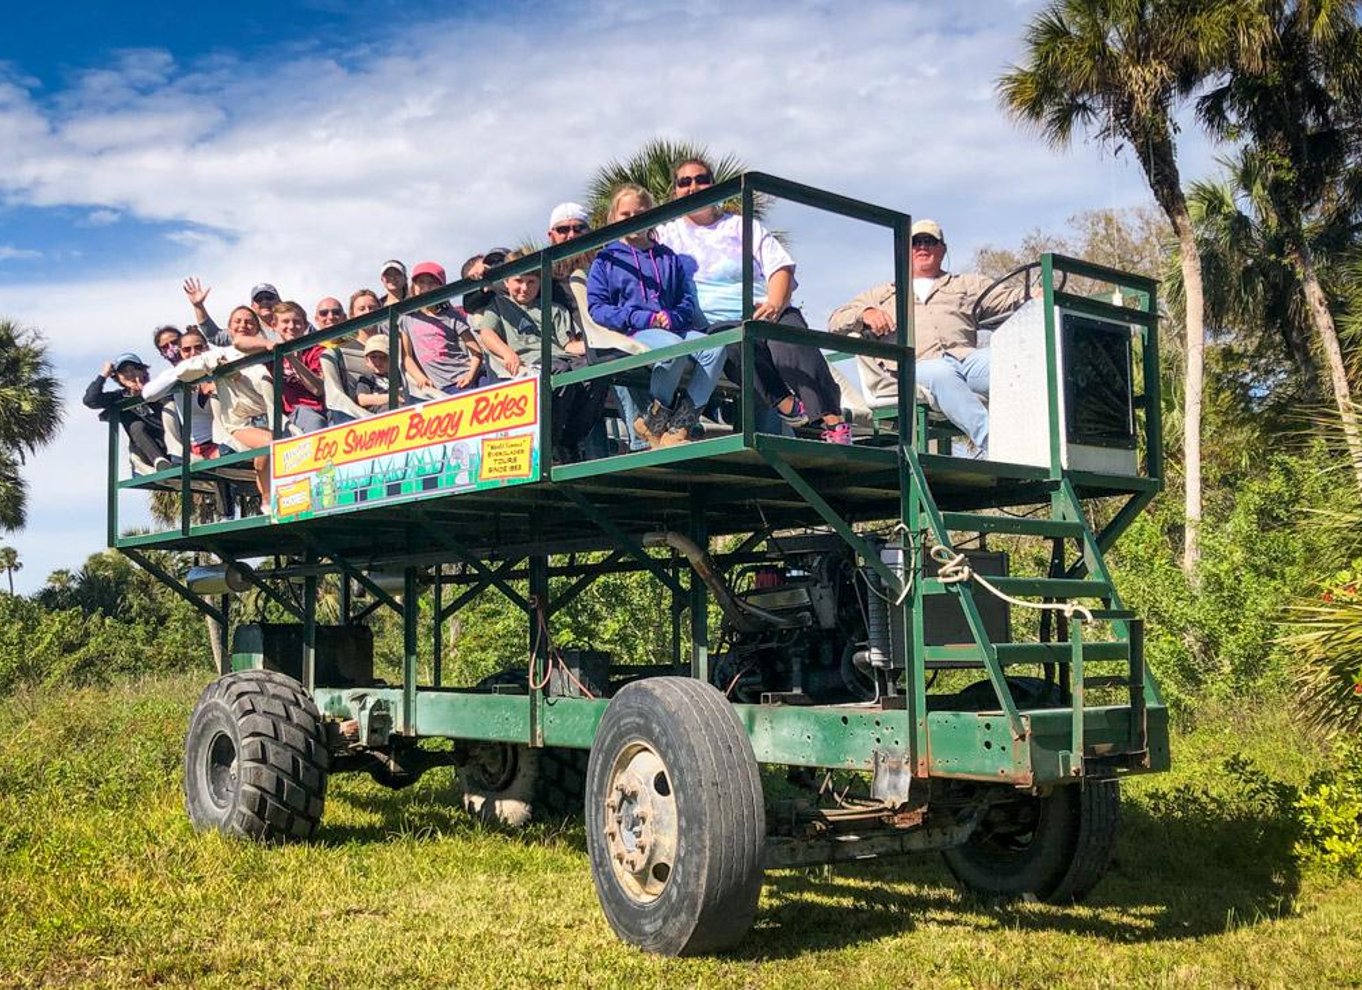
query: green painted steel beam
920 576 1111 599
1052 291 1157 328
1047 253 1158 291
120 548 225 624
939 512 1084 538
561 486 684 596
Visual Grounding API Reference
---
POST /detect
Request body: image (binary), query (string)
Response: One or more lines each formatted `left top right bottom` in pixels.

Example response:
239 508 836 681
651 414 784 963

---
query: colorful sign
269 378 541 522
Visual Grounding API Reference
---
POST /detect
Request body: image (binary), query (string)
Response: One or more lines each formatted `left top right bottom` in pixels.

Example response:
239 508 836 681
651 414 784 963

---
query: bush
1294 741 1362 877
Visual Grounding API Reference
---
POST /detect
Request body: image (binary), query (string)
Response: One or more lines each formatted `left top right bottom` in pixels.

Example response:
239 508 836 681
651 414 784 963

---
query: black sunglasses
911 235 942 248
553 223 588 235
318 308 345 317
675 173 714 189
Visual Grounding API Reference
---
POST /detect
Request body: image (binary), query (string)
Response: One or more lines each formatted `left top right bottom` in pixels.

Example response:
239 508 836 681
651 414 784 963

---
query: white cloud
0 0 1214 592
0 245 41 260
82 208 121 226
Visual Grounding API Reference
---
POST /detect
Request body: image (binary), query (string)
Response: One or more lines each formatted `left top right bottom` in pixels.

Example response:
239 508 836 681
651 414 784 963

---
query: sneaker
820 422 853 445
633 399 672 449
661 395 699 447
153 456 172 472
775 397 809 427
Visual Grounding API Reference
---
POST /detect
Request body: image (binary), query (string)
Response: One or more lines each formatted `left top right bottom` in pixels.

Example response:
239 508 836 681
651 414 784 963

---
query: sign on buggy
269 377 540 521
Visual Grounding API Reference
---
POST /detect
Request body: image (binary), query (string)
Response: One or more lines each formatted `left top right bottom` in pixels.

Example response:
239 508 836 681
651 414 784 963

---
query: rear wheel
183 669 330 841
458 667 595 826
941 779 1120 903
585 677 765 956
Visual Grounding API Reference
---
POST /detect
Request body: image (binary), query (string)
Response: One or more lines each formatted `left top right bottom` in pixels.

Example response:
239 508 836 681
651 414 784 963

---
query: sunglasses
675 173 714 189
181 344 208 355
553 223 588 235
911 236 942 248
318 308 345 318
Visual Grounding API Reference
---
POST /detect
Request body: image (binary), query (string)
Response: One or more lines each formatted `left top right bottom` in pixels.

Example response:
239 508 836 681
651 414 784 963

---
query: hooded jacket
585 239 698 335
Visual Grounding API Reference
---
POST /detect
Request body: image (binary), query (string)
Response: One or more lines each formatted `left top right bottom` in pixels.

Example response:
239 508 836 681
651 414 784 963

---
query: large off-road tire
459 742 589 827
183 669 331 841
585 677 765 956
457 666 596 827
941 779 1120 903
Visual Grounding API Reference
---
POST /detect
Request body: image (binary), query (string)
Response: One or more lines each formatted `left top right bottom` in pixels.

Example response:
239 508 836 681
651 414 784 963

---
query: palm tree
0 319 63 531
998 0 1256 576
0 545 21 595
1197 0 1362 491
1181 156 1322 405
583 138 757 227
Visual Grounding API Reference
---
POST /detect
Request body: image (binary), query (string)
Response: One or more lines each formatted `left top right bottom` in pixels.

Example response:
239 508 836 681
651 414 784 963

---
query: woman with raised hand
655 156 849 443
586 184 726 448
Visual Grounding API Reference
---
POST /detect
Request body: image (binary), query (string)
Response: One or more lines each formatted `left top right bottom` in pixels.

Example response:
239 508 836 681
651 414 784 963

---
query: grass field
1 672 1358 989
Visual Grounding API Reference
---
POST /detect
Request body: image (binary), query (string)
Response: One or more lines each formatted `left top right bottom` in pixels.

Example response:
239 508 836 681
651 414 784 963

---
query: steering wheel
970 261 1068 331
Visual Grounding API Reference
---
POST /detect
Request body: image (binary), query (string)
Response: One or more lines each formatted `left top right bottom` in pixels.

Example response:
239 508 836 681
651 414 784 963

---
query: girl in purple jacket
587 184 725 448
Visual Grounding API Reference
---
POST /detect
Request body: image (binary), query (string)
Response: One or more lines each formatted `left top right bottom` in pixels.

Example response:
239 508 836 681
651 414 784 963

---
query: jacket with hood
585 239 699 335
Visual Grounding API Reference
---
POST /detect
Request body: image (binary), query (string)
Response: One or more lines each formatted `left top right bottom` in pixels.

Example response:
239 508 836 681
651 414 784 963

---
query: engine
644 531 903 705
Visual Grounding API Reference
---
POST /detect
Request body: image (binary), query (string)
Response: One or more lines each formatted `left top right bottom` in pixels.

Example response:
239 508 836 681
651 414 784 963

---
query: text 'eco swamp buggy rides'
107 173 1169 956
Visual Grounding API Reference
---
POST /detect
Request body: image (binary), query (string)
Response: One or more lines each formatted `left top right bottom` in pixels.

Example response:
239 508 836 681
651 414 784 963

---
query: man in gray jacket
829 219 1025 454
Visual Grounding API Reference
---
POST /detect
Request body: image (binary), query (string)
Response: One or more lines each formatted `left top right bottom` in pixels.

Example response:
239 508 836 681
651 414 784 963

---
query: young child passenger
586 184 725 448
473 251 607 463
355 335 411 410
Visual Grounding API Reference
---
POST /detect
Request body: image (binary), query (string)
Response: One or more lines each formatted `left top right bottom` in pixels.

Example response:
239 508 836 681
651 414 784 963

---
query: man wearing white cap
829 218 1026 455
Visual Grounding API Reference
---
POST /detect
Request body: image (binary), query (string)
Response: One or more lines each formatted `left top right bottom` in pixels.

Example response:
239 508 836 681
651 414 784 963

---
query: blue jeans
288 405 327 435
612 385 651 452
631 328 725 409
917 349 990 448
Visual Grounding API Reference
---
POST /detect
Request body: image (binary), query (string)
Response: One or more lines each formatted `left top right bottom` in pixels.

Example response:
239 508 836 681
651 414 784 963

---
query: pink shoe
820 422 852 444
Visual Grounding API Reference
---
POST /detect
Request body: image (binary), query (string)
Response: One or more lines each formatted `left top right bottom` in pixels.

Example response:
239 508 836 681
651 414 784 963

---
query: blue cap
112 352 148 370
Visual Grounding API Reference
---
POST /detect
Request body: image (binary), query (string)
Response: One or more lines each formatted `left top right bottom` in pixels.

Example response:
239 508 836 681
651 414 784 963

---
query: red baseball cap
411 261 446 284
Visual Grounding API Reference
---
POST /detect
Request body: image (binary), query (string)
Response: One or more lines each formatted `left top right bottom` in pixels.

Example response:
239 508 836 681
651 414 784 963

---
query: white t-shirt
913 277 938 304
655 212 796 324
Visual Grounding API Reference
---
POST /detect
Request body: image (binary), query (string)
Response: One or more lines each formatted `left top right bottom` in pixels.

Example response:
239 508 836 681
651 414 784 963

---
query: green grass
1 673 1358 989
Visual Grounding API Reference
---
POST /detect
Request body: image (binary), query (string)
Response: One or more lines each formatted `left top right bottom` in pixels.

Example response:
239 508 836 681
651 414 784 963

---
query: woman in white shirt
654 156 849 444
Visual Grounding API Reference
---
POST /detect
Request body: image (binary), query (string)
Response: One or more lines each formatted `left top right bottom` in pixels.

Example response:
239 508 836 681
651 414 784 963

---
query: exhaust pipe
643 531 801 632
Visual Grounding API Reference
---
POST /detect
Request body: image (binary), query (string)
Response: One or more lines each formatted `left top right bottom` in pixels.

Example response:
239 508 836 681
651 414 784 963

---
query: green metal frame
106 173 1168 793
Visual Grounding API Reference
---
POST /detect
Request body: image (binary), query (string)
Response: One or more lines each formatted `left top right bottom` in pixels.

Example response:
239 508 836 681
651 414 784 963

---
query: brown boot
633 399 672 449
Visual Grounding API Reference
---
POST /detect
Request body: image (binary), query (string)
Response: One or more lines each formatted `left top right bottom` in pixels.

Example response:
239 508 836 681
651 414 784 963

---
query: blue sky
0 0 1218 593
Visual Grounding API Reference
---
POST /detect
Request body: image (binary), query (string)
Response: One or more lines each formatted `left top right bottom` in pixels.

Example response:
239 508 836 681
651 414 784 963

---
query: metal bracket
120 548 226 624
562 487 684 596
412 512 529 611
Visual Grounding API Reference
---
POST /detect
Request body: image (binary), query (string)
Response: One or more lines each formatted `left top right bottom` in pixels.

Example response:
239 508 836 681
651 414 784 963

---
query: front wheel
941 779 1120 903
183 669 331 841
585 677 765 956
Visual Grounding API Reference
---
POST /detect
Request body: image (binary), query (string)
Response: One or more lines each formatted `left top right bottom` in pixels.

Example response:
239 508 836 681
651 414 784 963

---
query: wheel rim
205 731 238 808
465 743 518 791
970 795 1046 856
602 741 678 904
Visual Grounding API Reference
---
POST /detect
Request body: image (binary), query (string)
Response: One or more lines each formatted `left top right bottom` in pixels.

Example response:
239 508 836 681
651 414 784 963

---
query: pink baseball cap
411 261 446 284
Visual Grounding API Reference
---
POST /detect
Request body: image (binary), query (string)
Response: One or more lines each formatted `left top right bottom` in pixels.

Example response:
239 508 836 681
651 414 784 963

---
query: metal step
922 576 1112 599
1082 674 1135 690
940 512 1085 539
923 642 1130 665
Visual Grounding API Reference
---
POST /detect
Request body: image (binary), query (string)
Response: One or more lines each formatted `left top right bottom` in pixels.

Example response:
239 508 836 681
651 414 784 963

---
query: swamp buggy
108 173 1169 955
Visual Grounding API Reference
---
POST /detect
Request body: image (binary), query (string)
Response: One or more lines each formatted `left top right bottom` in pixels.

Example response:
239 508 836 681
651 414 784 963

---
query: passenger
274 300 327 434
144 306 278 498
314 296 346 333
152 325 183 367
182 277 274 354
174 328 219 460
401 262 484 395
379 260 408 307
349 289 382 327
249 283 282 332
83 353 173 472
472 250 608 463
355 335 411 410
351 286 435 392
548 202 647 454
656 156 850 444
828 219 1026 456
586 184 725 448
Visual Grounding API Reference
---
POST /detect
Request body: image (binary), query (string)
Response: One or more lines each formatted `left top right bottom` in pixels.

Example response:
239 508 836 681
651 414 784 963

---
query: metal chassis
108 174 1169 807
